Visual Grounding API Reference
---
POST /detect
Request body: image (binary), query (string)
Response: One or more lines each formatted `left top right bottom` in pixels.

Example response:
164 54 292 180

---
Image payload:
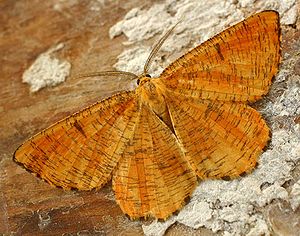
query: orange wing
157 11 280 102
14 92 139 190
165 94 269 179
113 102 197 219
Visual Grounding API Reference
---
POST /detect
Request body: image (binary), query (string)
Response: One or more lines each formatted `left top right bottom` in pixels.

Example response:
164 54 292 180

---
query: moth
14 10 281 220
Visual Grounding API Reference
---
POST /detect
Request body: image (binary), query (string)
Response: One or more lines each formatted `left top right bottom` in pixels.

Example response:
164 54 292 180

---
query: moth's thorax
137 77 164 109
136 77 172 127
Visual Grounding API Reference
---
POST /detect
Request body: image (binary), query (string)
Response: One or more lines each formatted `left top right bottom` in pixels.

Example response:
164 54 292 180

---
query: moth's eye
145 74 151 78
137 79 140 85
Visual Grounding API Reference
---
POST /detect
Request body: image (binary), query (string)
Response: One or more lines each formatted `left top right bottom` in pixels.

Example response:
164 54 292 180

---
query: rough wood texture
0 0 159 234
1 1 298 235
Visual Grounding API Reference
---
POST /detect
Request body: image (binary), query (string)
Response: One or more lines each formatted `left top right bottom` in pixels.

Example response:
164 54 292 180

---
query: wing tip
13 146 107 191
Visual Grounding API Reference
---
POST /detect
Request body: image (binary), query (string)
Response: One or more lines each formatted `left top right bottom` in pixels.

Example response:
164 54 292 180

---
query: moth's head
137 74 151 86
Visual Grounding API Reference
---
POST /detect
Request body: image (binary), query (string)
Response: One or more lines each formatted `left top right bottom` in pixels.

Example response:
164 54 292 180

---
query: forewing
158 11 280 102
166 95 269 179
113 102 197 219
14 91 139 190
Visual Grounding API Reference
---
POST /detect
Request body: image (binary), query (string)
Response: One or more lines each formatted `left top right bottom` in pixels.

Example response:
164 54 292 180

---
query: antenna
74 70 138 80
143 20 182 75
74 19 182 81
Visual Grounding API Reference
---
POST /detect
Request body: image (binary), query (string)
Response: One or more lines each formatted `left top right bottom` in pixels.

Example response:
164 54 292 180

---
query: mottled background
0 0 299 235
